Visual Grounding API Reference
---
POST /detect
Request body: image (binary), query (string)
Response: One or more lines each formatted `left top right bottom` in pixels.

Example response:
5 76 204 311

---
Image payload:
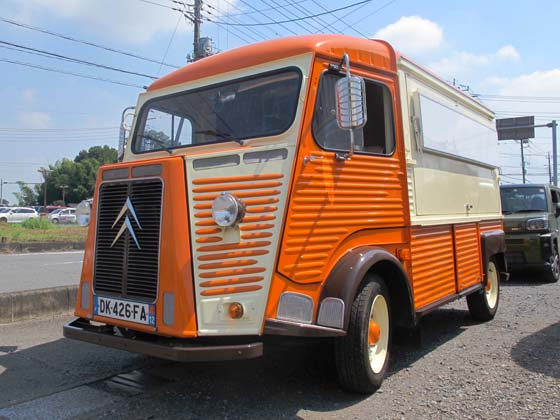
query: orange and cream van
64 35 507 393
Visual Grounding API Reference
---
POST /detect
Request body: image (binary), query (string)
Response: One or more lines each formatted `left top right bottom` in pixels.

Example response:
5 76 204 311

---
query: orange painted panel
275 51 408 285
479 220 504 233
410 225 457 309
75 157 198 337
454 223 483 290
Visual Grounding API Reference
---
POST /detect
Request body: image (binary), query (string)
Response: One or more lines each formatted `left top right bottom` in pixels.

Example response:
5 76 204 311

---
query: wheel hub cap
368 321 381 345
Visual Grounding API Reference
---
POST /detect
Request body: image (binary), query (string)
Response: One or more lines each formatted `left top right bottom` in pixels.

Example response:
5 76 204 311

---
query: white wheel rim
368 294 389 374
485 262 498 309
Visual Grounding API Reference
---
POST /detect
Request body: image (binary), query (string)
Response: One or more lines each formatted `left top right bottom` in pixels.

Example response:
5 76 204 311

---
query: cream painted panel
414 167 501 216
186 142 296 336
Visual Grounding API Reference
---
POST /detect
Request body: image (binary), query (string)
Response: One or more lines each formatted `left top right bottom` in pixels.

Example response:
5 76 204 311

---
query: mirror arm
336 54 354 161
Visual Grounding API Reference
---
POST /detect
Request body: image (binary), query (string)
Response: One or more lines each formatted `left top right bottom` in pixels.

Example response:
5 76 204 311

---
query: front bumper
505 232 554 270
63 318 263 362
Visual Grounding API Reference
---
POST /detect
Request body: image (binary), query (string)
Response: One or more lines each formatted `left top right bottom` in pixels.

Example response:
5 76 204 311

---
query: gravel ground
81 273 560 420
1 272 558 420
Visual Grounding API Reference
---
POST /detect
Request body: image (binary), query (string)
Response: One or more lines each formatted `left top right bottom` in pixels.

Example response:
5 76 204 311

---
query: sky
1 0 559 203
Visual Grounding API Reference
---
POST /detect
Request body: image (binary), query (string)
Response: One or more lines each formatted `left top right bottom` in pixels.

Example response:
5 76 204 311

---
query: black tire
542 244 560 283
51 218 59 224
467 259 500 321
0 217 7 223
334 274 391 394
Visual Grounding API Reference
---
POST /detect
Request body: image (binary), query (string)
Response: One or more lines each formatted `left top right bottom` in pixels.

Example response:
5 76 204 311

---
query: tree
35 146 118 205
14 181 36 206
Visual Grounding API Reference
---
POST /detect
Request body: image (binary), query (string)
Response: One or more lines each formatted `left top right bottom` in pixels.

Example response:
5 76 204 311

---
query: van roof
148 35 397 92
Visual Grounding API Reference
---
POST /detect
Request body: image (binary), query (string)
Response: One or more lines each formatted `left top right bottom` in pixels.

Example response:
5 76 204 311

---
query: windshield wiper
195 130 240 143
513 209 546 213
139 134 173 154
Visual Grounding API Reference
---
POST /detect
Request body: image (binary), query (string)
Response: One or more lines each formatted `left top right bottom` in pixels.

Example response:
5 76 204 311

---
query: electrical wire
206 0 372 26
0 16 180 68
0 58 145 88
0 40 157 79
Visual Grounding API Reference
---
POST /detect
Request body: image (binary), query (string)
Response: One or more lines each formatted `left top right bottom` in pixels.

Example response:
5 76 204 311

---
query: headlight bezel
526 217 549 231
211 192 245 227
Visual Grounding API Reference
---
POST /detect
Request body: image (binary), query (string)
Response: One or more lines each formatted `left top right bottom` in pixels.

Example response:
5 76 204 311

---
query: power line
0 15 180 68
0 57 146 89
0 40 157 79
206 0 372 26
335 0 397 34
308 0 368 37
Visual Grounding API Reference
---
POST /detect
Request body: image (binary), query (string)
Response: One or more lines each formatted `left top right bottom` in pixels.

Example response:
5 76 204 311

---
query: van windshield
500 186 548 214
133 69 301 153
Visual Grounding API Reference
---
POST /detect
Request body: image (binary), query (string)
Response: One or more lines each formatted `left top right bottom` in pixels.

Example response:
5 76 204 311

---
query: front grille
93 179 163 302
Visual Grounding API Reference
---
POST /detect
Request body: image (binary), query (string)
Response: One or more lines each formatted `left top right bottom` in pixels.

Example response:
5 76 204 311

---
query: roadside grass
0 220 87 243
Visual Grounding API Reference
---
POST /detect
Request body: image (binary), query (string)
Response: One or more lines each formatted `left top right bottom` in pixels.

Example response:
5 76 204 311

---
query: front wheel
0 217 7 223
51 218 59 224
467 259 500 321
334 274 391 393
543 245 559 283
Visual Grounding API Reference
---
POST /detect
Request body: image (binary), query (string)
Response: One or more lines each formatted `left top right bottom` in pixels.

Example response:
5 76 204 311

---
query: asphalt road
0 251 83 293
0 273 558 420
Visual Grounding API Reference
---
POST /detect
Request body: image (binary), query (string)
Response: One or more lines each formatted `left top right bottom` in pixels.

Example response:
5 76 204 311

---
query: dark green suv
500 184 560 282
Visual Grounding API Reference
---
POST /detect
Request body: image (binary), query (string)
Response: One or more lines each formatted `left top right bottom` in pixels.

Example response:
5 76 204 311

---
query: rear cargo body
65 35 506 393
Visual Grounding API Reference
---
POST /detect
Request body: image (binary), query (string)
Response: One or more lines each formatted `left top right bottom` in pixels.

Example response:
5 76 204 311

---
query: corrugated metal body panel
454 223 483 290
479 220 503 233
410 225 456 309
191 173 282 296
279 152 406 284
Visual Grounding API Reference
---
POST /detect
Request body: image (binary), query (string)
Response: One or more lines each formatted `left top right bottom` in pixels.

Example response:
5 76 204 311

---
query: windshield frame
131 66 303 155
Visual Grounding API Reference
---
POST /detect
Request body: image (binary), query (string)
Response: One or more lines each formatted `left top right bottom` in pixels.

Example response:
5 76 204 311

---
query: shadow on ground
0 307 479 419
511 321 560 380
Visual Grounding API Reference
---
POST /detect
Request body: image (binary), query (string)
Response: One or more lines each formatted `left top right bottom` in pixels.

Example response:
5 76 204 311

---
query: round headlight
212 193 245 227
76 199 92 227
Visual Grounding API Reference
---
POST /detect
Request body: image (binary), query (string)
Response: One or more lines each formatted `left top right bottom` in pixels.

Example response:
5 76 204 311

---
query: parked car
48 208 76 224
500 183 560 282
0 207 40 223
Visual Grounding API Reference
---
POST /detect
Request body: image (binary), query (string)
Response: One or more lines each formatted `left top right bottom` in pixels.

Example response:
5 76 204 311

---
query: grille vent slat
93 178 162 302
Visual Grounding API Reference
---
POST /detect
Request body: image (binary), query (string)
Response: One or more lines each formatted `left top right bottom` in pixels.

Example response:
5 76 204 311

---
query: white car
48 208 76 224
0 207 39 223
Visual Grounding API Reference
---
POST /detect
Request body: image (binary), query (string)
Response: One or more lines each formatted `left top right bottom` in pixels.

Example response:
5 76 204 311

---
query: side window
141 109 193 151
312 72 395 155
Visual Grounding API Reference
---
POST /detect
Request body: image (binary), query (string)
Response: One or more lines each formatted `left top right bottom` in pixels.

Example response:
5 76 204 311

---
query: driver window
312 72 395 155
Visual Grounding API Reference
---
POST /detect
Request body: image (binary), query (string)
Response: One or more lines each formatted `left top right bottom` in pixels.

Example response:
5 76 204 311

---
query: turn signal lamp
228 302 244 319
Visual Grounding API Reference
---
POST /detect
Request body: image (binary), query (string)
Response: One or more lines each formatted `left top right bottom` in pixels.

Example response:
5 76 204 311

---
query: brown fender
320 246 416 330
481 230 508 280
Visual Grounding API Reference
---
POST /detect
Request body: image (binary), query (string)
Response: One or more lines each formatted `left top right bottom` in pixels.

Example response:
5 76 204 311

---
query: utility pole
548 153 552 183
0 178 4 205
549 120 558 186
520 139 526 184
38 168 51 207
193 0 202 61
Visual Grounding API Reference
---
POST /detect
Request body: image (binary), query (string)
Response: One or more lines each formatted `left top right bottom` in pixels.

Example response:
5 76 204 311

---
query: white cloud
18 111 51 128
373 16 443 55
428 45 521 79
6 0 237 44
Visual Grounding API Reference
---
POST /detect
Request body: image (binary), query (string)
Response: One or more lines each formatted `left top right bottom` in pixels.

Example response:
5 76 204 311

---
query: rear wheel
0 217 7 223
334 274 391 393
467 259 499 321
543 244 559 283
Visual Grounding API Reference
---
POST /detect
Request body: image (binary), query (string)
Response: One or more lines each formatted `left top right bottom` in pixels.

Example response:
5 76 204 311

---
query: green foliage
35 145 117 205
21 217 54 230
14 181 37 206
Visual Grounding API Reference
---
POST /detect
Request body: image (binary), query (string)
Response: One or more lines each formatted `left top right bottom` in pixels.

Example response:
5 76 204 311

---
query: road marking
41 261 83 266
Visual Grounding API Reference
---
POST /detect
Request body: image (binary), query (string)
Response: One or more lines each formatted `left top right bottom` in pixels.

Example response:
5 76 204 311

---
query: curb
0 241 85 254
0 285 78 324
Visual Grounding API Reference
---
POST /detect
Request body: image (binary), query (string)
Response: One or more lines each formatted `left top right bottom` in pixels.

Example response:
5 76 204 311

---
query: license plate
94 295 156 326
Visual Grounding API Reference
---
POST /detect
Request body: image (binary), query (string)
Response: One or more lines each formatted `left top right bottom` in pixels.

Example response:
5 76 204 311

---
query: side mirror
334 53 367 161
